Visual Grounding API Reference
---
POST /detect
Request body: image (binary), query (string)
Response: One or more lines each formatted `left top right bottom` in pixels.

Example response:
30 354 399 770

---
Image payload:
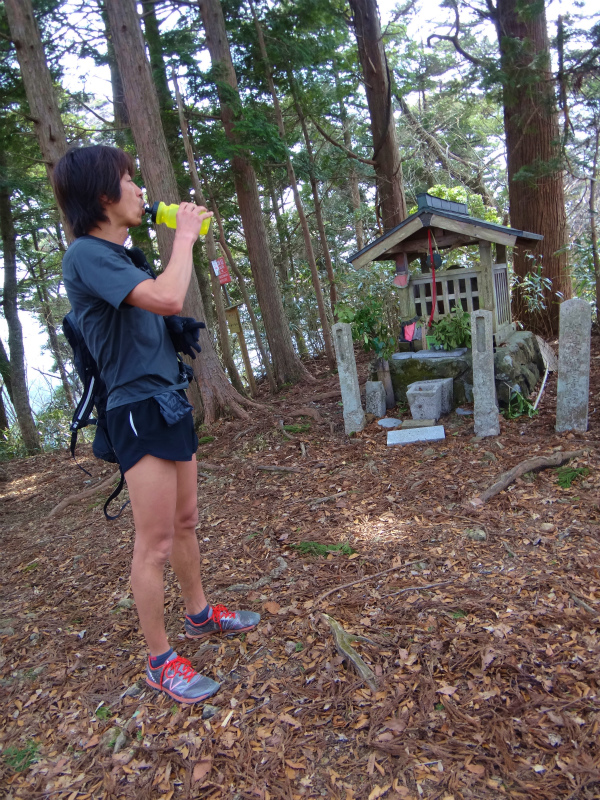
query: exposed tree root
49 471 120 517
322 614 378 691
225 556 288 592
316 560 424 605
469 449 587 506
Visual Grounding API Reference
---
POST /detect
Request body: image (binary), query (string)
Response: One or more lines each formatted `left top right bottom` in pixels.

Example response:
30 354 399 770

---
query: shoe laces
160 654 195 686
211 604 235 628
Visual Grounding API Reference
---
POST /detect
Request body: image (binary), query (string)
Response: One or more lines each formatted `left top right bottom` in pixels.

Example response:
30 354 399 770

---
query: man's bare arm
125 203 212 315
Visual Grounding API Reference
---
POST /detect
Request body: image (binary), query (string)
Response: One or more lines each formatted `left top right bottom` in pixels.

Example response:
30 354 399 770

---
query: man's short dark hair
54 146 136 238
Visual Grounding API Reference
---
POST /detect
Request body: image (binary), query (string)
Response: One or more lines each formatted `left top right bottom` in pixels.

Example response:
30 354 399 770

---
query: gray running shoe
145 652 220 704
185 604 260 640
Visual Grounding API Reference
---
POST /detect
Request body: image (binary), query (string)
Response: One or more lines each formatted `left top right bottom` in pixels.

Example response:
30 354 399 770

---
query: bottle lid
144 201 160 223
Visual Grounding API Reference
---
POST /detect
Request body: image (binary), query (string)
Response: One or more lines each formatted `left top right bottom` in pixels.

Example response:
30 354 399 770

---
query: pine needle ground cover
1 343 599 799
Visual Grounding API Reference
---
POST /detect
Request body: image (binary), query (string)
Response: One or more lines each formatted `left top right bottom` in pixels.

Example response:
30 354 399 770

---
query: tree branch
308 115 376 166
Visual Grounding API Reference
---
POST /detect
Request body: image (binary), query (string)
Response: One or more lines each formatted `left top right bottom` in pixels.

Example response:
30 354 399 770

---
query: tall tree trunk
348 0 407 231
198 0 312 385
292 85 338 316
209 198 278 393
495 0 571 336
98 0 130 147
590 123 600 322
140 1 188 194
250 3 335 369
0 166 41 454
335 75 364 251
0 386 9 434
105 0 252 423
0 337 13 404
5 0 71 240
26 246 75 408
172 74 246 396
265 170 292 282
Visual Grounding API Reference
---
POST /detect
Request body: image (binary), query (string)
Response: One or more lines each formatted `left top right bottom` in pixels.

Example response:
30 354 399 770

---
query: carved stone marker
471 310 500 437
556 298 592 433
365 381 386 418
332 322 366 435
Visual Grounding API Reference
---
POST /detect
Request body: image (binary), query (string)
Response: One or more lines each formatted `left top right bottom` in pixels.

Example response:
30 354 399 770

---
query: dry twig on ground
470 449 587 505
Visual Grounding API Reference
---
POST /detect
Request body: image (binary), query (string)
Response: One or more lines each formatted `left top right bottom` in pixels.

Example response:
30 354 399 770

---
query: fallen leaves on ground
1 344 600 798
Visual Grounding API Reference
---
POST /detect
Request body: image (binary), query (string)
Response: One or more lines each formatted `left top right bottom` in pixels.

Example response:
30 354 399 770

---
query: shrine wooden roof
348 194 543 269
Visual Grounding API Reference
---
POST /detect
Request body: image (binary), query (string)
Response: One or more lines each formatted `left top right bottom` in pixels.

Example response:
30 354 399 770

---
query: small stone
539 523 556 533
495 440 505 449
0 628 15 636
455 407 473 416
101 727 121 751
377 418 403 428
423 448 436 457
113 730 129 754
483 451 497 462
202 704 220 720
116 597 135 609
465 528 487 542
470 436 482 443
122 681 143 698
284 641 297 655
29 633 39 643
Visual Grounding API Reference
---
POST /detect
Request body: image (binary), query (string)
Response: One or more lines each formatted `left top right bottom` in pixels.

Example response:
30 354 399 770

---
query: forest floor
1 338 599 800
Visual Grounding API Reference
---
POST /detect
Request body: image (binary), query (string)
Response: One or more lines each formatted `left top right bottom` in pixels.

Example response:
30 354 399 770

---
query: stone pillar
332 322 366 434
365 381 386 417
556 298 592 433
471 310 500 437
478 241 496 331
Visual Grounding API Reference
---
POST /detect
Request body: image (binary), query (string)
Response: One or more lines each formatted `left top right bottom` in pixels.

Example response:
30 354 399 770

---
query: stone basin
383 331 544 407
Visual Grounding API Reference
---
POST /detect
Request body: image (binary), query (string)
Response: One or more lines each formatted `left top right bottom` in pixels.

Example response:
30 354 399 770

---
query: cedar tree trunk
4 0 71 239
0 170 41 454
198 0 313 385
250 4 335 368
495 0 571 336
105 0 252 423
348 0 407 231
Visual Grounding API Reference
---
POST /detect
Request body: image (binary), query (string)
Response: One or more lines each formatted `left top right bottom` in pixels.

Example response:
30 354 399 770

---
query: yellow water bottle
145 201 211 236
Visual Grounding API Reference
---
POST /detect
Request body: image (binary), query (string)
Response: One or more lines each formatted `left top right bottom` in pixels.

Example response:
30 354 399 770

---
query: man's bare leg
169 456 208 617
125 455 177 657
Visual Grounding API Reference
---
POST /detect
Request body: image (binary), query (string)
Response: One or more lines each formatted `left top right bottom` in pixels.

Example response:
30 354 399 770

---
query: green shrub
429 307 472 350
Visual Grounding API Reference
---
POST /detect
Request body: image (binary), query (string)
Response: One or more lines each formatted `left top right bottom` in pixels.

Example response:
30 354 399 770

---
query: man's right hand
175 202 213 241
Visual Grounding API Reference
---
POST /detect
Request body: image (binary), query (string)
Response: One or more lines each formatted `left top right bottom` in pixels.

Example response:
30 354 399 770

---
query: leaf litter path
1 341 599 800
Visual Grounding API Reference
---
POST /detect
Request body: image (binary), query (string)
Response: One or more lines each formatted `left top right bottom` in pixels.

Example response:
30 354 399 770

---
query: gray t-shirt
62 235 187 410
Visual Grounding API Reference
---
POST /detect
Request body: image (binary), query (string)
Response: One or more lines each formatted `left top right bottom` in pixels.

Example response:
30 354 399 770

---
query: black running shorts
106 392 198 474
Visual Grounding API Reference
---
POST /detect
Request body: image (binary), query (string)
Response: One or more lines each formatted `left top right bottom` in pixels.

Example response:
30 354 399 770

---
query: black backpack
63 311 127 520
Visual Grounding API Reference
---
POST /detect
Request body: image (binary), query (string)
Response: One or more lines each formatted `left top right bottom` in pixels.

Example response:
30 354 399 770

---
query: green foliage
197 436 216 445
335 299 396 360
289 541 355 557
556 466 590 489
95 706 112 721
503 391 537 420
513 258 554 314
3 741 40 772
429 307 472 350
282 423 310 433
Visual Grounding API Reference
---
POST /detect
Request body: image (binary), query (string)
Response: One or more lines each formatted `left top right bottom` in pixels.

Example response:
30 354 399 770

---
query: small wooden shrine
348 194 543 344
